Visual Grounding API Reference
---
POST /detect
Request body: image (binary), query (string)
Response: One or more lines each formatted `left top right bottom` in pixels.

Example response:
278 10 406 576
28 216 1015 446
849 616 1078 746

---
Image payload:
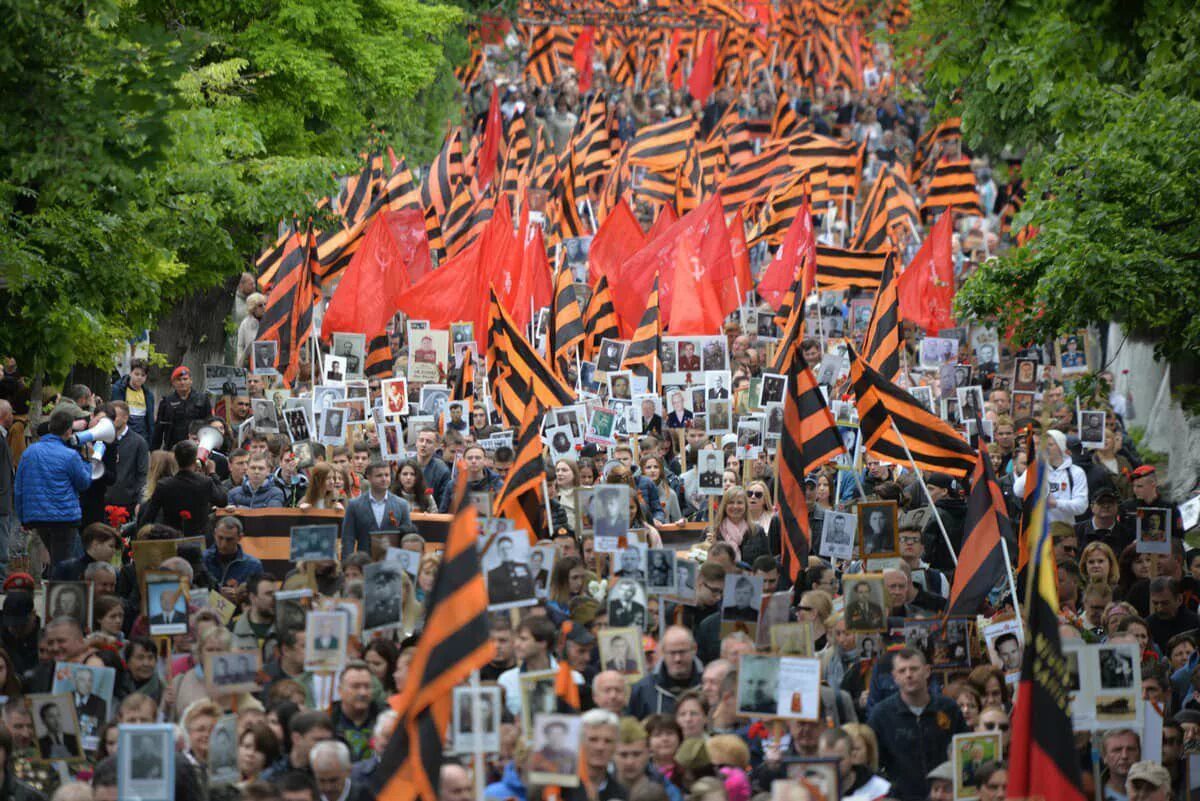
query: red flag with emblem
898 210 955 332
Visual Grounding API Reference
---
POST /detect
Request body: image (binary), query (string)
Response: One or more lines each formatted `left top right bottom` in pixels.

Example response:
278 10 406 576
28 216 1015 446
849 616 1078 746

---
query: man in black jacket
101 401 148 520
152 366 211 451
139 440 227 538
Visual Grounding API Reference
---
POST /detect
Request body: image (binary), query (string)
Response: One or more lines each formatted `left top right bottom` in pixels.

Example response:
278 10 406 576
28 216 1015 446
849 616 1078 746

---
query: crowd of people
0 4 1196 801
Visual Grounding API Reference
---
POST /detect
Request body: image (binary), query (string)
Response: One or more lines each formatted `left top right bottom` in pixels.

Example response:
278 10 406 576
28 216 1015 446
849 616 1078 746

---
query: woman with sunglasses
744 480 774 530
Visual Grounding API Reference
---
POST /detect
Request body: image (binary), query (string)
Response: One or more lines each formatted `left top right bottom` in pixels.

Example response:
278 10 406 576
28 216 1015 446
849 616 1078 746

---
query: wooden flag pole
887 417 958 566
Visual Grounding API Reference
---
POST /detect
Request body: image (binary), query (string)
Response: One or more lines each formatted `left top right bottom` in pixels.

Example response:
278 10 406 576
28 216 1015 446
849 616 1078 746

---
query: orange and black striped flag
946 429 1014 616
379 151 421 214
776 344 844 583
627 116 696 174
259 225 318 387
921 157 983 220
364 334 394 379
525 27 561 87
620 275 661 386
860 252 902 382
255 220 301 292
851 166 920 251
815 244 890 292
582 274 619 362
769 286 807 375
452 354 475 401
487 289 575 427
373 477 494 801
771 92 800 139
492 400 549 540
849 345 975 478
1007 452 1086 801
549 267 586 379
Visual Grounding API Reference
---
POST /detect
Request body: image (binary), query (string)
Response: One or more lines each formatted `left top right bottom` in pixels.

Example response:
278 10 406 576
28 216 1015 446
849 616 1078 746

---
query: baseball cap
1091 486 1121 504
927 472 955 490
2 592 33 628
171 366 190 382
565 625 596 647
1126 761 1170 789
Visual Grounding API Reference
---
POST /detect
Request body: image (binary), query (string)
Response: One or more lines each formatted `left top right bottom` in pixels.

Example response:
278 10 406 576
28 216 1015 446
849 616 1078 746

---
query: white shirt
369 493 388 527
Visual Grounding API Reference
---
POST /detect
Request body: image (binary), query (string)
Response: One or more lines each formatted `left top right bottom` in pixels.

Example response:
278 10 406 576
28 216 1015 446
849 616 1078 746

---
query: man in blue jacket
228 455 286 508
203 516 263 599
14 410 92 570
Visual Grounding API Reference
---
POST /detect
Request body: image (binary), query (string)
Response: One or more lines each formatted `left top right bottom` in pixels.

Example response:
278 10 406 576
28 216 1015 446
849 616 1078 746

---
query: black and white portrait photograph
283 406 311 443
1136 506 1172 554
363 561 405 633
668 559 697 604
646 548 676 594
607 578 647 630
530 544 555 599
705 399 731 435
701 336 728 371
313 384 346 415
760 373 787 405
419 384 450 419
208 714 239 786
145 577 188 636
956 385 985 423
546 424 577 463
31 693 84 762
698 449 725 495
118 724 174 799
595 339 625 373
765 403 784 441
1079 410 1106 449
1098 644 1136 690
519 670 557 735
204 651 261 695
585 406 617 447
249 397 279 434
331 332 366 380
722 574 763 634
46 581 90 626
819 511 858 560
386 546 421 578
598 626 645 679
919 336 959 368
51 663 114 752
705 370 732 400
529 714 582 787
590 484 630 547
452 685 502 754
737 418 764 456
816 353 842 388
909 385 934 412
858 501 899 556
288 524 338 564
614 542 647 581
320 407 347 446
736 654 781 716
304 610 349 672
482 533 537 608
251 340 279 376
323 354 347 385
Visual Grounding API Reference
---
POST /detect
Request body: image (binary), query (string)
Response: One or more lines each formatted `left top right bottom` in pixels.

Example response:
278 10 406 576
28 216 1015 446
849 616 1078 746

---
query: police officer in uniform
153 366 212 450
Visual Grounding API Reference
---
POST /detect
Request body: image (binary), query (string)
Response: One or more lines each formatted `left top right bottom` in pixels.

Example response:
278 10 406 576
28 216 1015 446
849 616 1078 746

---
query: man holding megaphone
14 409 95 575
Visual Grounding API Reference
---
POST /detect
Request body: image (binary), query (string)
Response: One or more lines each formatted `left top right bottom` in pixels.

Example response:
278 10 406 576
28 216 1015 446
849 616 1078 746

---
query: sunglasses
747 490 764 498
983 722 1010 731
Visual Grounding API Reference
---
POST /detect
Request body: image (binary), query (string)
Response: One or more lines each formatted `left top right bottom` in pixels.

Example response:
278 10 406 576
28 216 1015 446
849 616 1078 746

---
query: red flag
573 26 595 92
507 224 554 332
759 195 815 311
323 209 431 342
619 194 736 334
588 198 645 285
728 209 753 300
898 210 955 332
646 204 677 241
688 30 717 104
668 233 725 335
477 85 502 190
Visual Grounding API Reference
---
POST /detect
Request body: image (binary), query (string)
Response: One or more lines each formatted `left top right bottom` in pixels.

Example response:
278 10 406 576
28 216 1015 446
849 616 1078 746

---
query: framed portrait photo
842 574 887 632
144 573 189 637
598 626 645 681
289 524 339 563
204 651 262 696
858 501 899 558
452 685 502 755
952 731 1003 800
304 610 350 672
251 340 279 376
30 693 85 763
118 723 175 799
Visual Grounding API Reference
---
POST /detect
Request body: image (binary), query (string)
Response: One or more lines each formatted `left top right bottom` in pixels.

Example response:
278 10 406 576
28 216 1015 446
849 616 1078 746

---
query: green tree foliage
0 0 464 378
902 0 1200 360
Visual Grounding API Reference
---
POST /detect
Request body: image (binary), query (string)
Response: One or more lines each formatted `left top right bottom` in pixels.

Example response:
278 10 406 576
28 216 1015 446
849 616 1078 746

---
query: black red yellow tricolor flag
776 344 844 583
1006 459 1086 801
946 430 1013 616
492 401 549 541
849 345 975 478
373 483 494 801
620 275 661 385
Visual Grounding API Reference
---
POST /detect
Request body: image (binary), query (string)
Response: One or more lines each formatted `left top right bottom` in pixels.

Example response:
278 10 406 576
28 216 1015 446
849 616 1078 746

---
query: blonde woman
554 459 580 517
709 487 769 564
745 479 774 530
1079 541 1120 586
842 722 880 772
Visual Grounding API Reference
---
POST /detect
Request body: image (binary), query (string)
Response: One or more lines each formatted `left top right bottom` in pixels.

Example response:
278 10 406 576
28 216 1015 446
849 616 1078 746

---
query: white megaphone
90 442 107 479
196 425 224 463
76 417 115 446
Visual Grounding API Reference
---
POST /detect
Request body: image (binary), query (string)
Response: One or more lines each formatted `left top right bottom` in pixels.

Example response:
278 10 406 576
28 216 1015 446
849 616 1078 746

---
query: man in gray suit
341 461 416 560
